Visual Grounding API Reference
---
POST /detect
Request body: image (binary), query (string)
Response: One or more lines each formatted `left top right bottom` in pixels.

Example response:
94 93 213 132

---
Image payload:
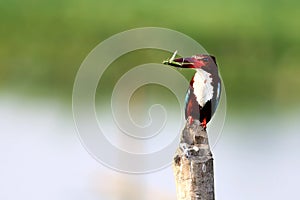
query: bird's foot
188 116 194 125
201 118 207 130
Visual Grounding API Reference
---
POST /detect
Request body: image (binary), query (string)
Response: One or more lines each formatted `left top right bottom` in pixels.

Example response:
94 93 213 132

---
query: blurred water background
1 0 300 199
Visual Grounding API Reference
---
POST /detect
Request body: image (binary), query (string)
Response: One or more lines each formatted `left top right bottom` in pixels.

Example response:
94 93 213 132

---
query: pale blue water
1 95 299 200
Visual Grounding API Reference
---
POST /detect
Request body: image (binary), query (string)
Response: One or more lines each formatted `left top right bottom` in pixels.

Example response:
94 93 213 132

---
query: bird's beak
162 50 194 68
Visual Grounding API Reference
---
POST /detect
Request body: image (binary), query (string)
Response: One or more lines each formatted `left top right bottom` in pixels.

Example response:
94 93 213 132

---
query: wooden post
173 119 215 200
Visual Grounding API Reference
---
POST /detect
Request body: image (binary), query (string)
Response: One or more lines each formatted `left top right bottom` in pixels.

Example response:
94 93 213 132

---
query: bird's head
163 50 216 69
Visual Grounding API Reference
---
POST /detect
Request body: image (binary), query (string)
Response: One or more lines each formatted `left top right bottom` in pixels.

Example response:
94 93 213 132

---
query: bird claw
188 117 194 125
201 118 207 130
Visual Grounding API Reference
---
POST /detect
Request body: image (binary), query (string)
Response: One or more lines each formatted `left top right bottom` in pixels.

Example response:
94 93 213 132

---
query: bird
163 51 221 130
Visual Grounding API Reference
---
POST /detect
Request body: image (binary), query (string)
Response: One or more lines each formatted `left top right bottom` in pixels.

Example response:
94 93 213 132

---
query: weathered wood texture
173 119 215 200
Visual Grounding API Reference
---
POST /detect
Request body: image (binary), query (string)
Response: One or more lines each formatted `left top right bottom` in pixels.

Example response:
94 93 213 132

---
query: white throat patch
193 69 214 107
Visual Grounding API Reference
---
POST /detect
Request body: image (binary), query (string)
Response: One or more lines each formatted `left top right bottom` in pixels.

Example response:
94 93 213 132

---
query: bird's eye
202 57 208 62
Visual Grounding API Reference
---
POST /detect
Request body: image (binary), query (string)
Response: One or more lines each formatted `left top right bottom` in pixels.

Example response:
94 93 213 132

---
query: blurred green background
1 0 299 113
1 1 300 200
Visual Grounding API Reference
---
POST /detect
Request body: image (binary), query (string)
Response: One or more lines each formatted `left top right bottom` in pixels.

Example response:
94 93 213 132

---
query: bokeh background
1 0 300 199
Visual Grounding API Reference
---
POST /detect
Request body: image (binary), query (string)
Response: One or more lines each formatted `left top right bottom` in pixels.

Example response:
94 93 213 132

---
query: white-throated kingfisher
163 51 221 130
